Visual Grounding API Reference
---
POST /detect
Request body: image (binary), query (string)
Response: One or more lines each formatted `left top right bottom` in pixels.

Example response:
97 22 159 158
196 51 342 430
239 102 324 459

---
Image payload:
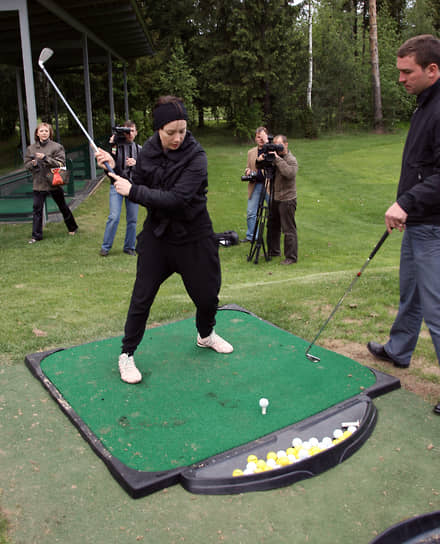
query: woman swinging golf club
95 96 233 384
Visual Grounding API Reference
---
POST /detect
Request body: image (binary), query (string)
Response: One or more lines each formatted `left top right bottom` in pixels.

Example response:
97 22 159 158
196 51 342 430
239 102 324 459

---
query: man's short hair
124 120 136 129
255 126 268 135
398 34 440 69
274 134 288 144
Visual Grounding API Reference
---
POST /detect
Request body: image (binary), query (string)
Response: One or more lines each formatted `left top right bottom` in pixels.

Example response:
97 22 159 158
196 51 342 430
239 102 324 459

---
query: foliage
4 0 440 142
158 39 198 117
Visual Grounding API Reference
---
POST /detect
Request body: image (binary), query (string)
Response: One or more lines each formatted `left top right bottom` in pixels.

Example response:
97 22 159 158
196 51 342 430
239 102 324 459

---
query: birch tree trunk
306 0 313 109
369 0 384 132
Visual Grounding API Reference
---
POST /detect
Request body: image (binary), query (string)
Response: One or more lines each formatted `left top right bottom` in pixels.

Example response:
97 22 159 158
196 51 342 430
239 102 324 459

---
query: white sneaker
197 331 234 354
118 353 142 384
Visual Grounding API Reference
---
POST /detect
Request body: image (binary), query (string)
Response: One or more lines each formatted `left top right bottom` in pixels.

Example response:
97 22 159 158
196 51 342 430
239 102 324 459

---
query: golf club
305 229 390 363
38 48 114 173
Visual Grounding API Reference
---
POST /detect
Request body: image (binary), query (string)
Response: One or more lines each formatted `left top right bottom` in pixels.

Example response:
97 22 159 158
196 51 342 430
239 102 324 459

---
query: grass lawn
1 127 439 543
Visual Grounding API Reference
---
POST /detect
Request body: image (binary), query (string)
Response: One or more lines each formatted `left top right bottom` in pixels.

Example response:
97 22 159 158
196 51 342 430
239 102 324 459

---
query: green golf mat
25 306 400 497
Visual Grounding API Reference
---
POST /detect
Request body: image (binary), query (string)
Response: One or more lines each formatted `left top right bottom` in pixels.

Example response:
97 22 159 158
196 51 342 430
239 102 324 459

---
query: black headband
153 101 188 131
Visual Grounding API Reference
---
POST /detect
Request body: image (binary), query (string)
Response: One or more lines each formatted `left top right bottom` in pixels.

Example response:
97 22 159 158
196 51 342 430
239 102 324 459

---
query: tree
369 0 384 132
158 40 198 111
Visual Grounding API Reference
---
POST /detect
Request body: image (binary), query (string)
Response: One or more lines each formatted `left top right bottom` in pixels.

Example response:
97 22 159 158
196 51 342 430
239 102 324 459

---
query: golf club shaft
39 64 114 174
305 230 389 355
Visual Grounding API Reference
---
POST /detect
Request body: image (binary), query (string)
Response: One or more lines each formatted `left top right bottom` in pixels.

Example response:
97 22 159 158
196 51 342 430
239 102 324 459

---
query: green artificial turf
39 309 376 472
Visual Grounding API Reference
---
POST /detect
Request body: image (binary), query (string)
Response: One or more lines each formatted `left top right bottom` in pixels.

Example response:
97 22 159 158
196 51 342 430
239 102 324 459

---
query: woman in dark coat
24 122 78 243
95 96 233 384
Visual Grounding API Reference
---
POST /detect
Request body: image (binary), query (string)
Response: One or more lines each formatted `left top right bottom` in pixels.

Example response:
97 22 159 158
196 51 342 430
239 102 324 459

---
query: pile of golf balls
232 422 359 477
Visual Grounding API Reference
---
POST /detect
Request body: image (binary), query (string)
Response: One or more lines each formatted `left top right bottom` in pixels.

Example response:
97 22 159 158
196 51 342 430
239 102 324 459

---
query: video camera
256 135 284 169
241 171 258 182
112 125 131 144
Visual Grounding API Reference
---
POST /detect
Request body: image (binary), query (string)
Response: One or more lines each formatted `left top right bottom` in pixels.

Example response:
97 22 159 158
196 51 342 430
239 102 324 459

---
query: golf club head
38 48 54 68
306 352 321 363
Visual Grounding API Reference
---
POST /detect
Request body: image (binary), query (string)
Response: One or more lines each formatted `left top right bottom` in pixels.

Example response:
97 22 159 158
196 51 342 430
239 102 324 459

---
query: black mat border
24 305 400 498
369 510 440 543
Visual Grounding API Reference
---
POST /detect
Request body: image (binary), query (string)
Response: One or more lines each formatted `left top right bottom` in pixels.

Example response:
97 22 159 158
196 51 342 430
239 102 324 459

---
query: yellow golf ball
277 456 290 466
232 469 244 477
247 454 258 464
256 459 267 469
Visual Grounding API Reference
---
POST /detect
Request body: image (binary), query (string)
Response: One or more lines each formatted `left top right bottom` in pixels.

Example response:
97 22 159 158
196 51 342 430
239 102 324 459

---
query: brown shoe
281 258 296 265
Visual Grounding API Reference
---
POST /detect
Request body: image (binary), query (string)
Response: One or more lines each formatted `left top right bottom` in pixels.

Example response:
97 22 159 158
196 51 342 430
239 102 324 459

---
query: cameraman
99 120 141 256
268 134 298 264
242 126 269 242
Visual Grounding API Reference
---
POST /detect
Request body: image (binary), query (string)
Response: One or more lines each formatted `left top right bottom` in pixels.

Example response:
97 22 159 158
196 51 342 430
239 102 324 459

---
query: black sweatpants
122 229 221 355
32 188 78 240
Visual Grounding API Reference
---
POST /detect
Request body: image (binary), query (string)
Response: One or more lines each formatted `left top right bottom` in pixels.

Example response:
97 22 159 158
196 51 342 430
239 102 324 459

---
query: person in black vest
99 121 141 256
95 96 233 384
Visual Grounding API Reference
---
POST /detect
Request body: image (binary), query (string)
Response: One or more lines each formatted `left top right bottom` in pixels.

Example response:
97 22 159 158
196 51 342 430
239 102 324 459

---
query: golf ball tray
181 395 376 495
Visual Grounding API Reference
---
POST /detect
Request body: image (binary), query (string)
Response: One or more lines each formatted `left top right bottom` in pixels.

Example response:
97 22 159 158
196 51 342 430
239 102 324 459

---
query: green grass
1 127 439 540
2 127 437 376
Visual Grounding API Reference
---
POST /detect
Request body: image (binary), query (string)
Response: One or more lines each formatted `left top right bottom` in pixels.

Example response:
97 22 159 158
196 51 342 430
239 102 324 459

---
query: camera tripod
247 165 275 264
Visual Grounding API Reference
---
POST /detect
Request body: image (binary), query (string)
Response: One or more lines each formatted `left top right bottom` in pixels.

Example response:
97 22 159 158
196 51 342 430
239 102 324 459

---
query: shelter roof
0 0 153 69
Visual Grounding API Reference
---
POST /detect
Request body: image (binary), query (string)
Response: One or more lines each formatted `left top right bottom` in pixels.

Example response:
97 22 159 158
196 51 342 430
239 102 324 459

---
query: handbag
47 166 69 186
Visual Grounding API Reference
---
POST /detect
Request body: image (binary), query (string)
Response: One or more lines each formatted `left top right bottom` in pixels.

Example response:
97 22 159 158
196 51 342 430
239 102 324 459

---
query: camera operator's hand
109 134 115 144
126 157 136 167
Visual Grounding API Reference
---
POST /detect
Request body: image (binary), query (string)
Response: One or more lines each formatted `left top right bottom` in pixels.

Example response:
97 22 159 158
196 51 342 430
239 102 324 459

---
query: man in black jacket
367 35 440 415
99 121 141 256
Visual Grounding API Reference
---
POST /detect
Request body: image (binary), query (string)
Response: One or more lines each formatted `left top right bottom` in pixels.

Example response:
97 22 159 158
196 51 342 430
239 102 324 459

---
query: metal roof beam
36 0 126 61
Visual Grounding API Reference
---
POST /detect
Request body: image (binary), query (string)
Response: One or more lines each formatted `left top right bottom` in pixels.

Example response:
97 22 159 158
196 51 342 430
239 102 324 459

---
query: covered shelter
0 0 153 178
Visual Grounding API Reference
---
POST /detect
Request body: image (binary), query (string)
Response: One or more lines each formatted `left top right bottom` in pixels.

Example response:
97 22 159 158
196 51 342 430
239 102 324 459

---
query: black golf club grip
103 161 115 174
368 230 389 260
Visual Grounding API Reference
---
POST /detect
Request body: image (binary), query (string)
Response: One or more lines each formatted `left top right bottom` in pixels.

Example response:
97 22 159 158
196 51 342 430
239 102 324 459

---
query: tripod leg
248 184 267 263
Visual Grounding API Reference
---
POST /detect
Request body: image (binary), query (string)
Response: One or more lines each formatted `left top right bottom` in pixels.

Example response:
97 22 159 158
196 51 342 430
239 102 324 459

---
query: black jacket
111 141 141 181
129 131 213 243
397 78 440 225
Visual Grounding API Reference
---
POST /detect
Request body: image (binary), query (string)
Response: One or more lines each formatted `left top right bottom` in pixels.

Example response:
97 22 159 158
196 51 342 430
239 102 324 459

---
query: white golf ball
297 449 311 459
276 450 286 459
291 437 303 448
333 429 343 439
321 436 333 448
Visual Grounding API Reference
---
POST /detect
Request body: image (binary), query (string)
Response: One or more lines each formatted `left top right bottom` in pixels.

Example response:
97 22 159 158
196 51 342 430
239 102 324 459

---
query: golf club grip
103 161 115 174
368 230 389 260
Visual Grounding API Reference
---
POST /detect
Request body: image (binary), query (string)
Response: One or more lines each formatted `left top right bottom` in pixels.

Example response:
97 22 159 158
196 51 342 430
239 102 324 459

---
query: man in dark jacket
99 121 141 256
268 134 299 265
367 35 440 415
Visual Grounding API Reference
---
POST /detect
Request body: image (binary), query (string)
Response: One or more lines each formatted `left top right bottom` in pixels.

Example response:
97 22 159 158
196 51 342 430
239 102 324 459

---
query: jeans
101 184 139 252
385 224 440 366
246 182 267 241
